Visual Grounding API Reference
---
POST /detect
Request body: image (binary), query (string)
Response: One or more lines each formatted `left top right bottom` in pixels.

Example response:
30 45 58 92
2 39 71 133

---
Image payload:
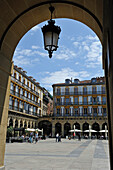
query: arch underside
0 0 103 60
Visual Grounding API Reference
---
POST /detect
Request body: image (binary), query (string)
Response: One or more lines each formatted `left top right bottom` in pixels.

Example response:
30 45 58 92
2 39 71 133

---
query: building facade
51 77 107 137
8 65 44 132
43 88 53 116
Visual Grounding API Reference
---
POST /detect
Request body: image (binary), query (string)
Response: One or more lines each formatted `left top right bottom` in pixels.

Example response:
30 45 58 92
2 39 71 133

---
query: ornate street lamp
41 6 61 58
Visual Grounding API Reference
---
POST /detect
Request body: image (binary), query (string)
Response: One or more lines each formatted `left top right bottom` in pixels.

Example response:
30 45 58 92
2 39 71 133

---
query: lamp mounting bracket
49 6 55 14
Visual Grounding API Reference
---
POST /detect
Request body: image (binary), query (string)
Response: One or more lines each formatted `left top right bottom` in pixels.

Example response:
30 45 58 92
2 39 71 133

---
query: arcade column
0 52 13 169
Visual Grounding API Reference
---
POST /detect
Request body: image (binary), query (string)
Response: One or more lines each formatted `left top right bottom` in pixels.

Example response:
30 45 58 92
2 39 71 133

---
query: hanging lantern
41 6 61 58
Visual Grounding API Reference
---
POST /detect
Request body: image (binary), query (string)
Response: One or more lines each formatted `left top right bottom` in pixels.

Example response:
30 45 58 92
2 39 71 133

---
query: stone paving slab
4 139 110 170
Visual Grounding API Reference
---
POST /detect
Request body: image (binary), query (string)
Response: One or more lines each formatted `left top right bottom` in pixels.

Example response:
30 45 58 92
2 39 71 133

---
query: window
24 102 27 110
93 97 96 104
93 108 97 116
28 93 31 99
10 82 14 90
65 108 69 115
14 99 18 108
93 108 97 113
57 109 60 115
75 108 78 114
74 88 78 94
9 96 13 105
66 98 69 105
83 87 87 94
25 91 27 97
57 98 60 103
102 97 106 104
102 86 106 94
57 88 60 95
32 95 34 100
83 97 87 104
92 87 96 94
74 97 78 104
20 88 23 95
103 108 106 115
84 108 87 114
65 88 69 95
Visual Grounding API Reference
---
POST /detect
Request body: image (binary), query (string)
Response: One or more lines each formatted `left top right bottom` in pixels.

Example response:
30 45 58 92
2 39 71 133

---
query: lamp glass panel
44 32 52 47
53 32 59 47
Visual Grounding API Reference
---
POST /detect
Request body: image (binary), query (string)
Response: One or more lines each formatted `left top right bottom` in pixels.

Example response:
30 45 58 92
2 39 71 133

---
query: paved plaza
4 138 110 170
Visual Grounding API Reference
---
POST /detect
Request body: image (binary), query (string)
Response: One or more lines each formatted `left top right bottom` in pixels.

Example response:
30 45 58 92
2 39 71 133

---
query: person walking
56 133 59 142
58 134 61 142
29 132 33 143
35 131 38 144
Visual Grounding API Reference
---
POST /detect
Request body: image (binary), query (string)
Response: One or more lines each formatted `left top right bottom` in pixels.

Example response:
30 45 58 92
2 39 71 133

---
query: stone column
26 121 29 128
13 119 16 128
33 122 35 128
30 121 32 128
62 123 64 137
17 119 20 137
52 123 55 137
0 52 13 169
7 117 10 127
22 120 25 128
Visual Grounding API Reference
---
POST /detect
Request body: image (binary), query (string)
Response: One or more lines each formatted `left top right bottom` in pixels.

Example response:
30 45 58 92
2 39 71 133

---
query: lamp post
105 125 107 140
89 125 91 139
41 6 61 58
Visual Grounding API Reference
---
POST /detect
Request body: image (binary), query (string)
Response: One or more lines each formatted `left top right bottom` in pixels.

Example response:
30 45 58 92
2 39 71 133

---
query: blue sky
13 18 104 95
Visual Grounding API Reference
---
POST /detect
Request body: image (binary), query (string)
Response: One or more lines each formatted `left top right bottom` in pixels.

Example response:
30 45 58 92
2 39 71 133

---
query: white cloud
73 42 79 47
41 68 90 87
14 47 48 64
75 62 79 65
14 49 32 57
32 45 40 49
84 45 90 51
55 46 76 60
31 25 40 32
73 34 102 68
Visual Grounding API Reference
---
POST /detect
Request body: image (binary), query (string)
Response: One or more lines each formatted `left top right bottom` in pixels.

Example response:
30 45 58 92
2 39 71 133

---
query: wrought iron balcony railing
55 91 106 96
11 76 39 97
9 105 38 116
10 89 40 107
55 101 106 106
53 112 107 117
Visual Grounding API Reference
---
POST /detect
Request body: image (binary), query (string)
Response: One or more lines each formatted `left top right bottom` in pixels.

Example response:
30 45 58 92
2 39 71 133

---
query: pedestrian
58 134 61 142
35 131 38 143
56 133 59 142
73 132 75 139
29 132 33 143
78 133 81 141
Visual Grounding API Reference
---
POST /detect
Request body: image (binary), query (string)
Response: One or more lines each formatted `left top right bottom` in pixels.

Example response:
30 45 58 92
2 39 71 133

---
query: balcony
53 112 107 117
55 101 106 106
9 105 38 116
10 90 40 107
55 91 106 96
11 76 39 97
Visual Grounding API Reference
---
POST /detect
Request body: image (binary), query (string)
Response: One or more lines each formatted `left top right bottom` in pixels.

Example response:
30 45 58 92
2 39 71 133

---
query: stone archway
64 122 71 137
73 122 80 129
55 122 62 135
102 122 108 130
82 122 89 136
92 122 100 138
38 120 52 136
9 118 13 127
1 1 113 169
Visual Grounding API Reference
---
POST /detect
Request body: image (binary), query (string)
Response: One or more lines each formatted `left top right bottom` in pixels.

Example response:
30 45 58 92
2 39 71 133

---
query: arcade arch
38 120 52 136
1 0 113 169
55 123 62 135
73 122 80 130
82 122 89 135
64 122 71 137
